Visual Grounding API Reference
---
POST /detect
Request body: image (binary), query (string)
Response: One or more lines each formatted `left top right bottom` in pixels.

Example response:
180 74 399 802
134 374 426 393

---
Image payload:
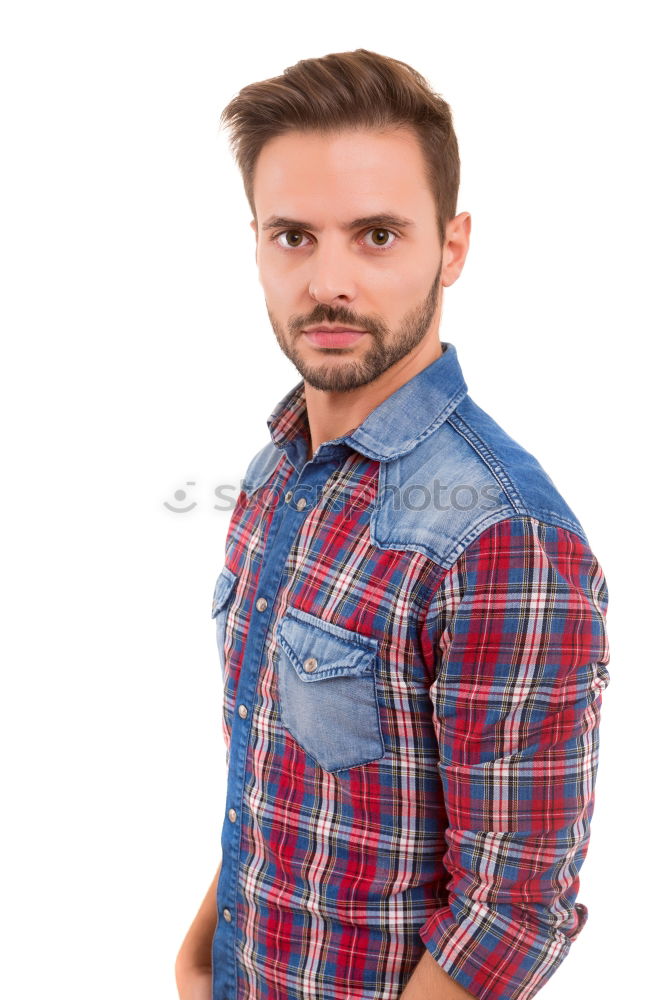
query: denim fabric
276 606 384 772
211 564 238 672
209 341 610 1000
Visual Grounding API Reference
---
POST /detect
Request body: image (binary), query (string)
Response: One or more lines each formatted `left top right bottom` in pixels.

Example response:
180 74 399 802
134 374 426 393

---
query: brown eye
364 228 397 250
273 230 312 250
371 229 391 246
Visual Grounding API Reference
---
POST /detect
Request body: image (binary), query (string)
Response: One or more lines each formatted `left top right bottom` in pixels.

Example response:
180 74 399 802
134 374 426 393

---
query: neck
304 334 444 460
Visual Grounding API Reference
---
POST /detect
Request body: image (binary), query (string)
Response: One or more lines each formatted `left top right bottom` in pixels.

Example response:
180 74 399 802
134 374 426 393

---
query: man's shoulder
372 393 589 568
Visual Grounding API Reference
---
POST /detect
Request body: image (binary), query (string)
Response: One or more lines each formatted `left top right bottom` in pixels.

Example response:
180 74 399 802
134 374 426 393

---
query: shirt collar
267 340 468 463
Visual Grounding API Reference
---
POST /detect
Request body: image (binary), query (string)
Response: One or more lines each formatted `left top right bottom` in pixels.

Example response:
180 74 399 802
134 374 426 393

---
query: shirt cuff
419 899 588 1000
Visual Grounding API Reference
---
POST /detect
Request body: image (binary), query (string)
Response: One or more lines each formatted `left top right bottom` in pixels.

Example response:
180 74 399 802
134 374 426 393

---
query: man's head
220 49 470 392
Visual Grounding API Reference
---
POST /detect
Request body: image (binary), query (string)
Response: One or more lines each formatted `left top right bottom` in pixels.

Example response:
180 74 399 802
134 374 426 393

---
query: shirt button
238 704 248 718
255 597 268 612
285 490 293 502
223 908 232 922
296 497 307 511
304 657 318 672
228 808 237 823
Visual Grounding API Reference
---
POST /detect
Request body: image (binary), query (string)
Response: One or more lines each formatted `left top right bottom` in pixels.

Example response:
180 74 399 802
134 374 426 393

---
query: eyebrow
261 213 415 233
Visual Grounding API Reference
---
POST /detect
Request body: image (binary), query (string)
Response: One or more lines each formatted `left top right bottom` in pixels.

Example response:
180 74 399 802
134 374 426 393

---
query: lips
303 329 368 348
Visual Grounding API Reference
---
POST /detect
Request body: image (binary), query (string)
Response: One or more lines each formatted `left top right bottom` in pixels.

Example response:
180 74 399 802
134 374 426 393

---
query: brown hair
219 48 460 247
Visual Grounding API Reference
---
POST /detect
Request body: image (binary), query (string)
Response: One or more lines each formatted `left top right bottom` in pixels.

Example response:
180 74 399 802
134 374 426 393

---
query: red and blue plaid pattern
211 351 610 1000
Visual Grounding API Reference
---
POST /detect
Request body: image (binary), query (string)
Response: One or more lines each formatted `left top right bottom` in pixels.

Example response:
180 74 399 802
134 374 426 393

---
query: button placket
215 458 343 998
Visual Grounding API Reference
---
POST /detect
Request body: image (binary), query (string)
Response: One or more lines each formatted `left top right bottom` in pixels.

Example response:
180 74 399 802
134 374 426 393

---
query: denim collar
267 341 468 463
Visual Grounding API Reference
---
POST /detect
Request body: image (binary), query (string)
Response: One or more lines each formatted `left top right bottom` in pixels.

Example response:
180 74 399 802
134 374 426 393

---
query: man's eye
272 228 398 251
275 230 311 249
362 228 397 250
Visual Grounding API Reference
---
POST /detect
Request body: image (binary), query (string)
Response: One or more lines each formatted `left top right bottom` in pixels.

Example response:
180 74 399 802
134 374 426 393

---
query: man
175 49 610 1000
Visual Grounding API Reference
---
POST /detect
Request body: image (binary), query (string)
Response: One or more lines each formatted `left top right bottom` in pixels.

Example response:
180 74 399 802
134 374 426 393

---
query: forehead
253 127 433 221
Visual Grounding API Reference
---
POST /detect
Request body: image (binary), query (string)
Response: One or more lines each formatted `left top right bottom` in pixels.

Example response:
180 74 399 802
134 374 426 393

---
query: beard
266 253 443 393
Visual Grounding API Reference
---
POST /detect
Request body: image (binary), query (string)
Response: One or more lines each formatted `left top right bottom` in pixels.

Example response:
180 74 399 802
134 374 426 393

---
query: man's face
250 127 457 392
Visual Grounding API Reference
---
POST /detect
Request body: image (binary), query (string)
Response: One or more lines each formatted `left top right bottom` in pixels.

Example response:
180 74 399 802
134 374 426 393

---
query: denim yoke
209 341 606 1000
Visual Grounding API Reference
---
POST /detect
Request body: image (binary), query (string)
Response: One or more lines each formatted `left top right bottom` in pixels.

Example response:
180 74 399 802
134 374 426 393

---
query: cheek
257 268 282 300
367 268 417 307
257 258 294 297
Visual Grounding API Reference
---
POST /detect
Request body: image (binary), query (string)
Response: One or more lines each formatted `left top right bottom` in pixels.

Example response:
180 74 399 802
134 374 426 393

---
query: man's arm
175 860 221 999
401 948 477 999
413 515 610 1000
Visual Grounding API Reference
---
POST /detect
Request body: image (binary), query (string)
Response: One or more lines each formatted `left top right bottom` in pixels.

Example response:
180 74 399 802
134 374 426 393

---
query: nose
307 238 358 306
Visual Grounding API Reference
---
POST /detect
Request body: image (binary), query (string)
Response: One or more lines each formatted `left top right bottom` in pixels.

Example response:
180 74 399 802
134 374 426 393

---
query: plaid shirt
210 342 610 1000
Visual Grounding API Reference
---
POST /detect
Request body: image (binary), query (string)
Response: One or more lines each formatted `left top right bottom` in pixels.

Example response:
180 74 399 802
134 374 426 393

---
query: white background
1 2 662 997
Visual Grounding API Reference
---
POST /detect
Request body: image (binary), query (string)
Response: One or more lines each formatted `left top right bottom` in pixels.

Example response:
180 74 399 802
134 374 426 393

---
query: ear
441 212 472 288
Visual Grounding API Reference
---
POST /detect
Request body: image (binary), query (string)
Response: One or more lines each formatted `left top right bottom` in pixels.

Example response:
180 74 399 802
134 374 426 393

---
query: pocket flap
277 605 378 683
211 565 238 618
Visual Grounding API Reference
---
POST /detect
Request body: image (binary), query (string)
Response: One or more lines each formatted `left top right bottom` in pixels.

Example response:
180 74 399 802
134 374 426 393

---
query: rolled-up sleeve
419 515 611 1000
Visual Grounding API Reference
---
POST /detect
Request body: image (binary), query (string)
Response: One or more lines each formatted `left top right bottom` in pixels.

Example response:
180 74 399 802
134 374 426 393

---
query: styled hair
219 48 460 246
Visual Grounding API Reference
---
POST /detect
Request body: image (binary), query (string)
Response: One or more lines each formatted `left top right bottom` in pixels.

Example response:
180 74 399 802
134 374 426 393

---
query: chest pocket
211 565 239 671
276 605 385 773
